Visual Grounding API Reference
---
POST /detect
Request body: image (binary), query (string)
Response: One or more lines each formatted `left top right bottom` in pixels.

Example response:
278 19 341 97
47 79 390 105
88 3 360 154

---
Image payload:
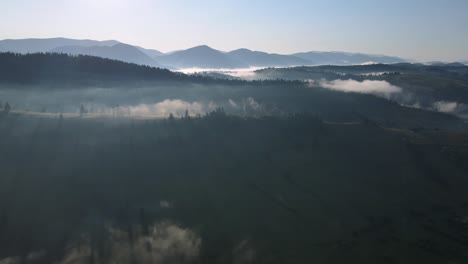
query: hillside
0 53 462 130
292 51 406 65
157 45 248 69
0 38 410 69
227 49 308 67
2 1 468 264
0 52 181 84
157 48 408 69
51 43 163 67
0 114 467 263
253 64 468 112
254 63 468 81
0 37 119 53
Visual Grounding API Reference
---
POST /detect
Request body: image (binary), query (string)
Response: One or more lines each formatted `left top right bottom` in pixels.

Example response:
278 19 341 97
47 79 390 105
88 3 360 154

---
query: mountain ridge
227 48 308 67
1 37 410 69
51 43 163 68
0 37 120 53
157 45 248 69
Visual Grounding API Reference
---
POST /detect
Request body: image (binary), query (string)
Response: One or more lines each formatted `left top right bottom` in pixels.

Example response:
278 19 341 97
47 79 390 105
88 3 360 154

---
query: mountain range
0 37 409 69
50 43 163 68
0 38 119 53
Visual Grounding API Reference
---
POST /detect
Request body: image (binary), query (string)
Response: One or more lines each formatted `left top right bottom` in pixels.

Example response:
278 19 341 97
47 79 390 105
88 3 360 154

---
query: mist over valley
1 1 468 263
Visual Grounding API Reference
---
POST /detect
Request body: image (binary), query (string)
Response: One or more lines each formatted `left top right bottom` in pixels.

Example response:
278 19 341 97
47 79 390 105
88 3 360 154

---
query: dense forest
0 53 465 131
0 52 183 84
0 52 300 87
0 112 468 264
254 63 468 119
255 63 468 81
1 52 468 264
2 1 468 263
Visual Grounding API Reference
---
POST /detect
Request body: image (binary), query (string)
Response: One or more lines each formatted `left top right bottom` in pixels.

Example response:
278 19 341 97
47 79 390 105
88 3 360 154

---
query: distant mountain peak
51 43 163 68
0 38 121 53
157 45 246 69
231 48 252 52
187 45 218 52
194 45 212 48
112 43 139 49
444 62 466 67
0 38 409 69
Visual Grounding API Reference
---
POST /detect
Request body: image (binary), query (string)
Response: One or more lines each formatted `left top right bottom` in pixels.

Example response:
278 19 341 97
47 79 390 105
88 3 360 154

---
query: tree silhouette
168 113 175 121
80 105 87 117
4 102 10 114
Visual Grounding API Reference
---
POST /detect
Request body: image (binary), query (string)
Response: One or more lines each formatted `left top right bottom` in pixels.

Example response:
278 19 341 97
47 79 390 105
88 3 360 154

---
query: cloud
433 101 459 113
159 200 173 209
176 67 261 79
233 239 256 264
0 257 20 264
229 99 238 108
126 99 206 117
319 79 402 97
133 222 201 263
0 251 46 264
360 72 391 76
228 98 260 110
244 97 260 110
432 100 468 118
59 222 201 264
359 61 379 65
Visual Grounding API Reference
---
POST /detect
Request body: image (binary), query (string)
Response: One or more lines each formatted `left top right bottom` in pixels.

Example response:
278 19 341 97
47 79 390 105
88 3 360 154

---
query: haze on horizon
1 0 468 62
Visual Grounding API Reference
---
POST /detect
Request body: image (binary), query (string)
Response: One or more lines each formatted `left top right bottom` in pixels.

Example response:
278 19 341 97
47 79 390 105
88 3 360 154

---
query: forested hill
0 53 303 87
0 52 185 85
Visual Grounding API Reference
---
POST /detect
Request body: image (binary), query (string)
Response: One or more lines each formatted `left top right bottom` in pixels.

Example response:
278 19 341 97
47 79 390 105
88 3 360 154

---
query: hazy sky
1 0 467 61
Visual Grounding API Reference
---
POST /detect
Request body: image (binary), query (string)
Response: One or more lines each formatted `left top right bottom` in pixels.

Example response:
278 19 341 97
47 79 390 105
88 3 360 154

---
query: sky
0 0 467 61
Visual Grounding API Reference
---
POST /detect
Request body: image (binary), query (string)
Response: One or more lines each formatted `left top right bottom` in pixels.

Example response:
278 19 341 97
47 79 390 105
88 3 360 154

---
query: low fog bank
319 79 402 98
312 79 468 119
432 101 468 119
0 79 462 129
177 67 262 76
0 221 203 264
177 67 262 81
0 86 269 118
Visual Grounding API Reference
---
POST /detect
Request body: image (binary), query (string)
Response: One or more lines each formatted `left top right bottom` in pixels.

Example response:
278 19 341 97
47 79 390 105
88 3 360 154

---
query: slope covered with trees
0 113 468 264
0 53 181 85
